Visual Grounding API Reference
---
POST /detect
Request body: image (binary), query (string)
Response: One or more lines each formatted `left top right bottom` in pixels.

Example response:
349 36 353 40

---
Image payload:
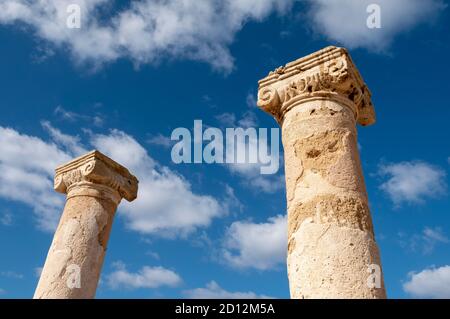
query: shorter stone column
34 150 138 299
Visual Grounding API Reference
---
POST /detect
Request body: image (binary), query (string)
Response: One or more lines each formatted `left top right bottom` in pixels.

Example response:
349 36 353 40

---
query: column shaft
257 46 386 299
34 194 117 298
283 98 385 298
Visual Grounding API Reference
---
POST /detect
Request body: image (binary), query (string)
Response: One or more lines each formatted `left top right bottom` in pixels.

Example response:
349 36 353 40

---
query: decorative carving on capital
257 46 376 126
54 150 139 202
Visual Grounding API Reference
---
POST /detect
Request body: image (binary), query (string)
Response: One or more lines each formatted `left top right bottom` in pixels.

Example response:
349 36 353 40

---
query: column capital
54 150 138 204
257 46 376 126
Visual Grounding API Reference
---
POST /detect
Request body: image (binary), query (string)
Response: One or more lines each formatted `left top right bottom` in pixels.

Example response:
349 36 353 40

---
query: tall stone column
257 46 386 299
34 150 138 299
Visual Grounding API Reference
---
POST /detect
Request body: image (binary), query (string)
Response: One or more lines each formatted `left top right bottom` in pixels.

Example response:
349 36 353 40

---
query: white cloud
215 111 258 128
0 124 232 236
379 161 447 206
0 0 295 72
422 227 449 254
91 129 232 237
1 271 24 279
403 265 450 298
0 126 72 231
106 262 182 290
306 0 446 51
222 215 286 270
215 113 237 127
0 0 446 71
184 281 273 299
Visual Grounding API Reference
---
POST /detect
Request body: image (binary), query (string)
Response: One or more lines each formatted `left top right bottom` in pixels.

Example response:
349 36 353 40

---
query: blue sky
0 0 449 299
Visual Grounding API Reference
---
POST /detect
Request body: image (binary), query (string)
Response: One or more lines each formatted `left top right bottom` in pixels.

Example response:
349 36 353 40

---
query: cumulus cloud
222 215 286 270
184 281 273 299
0 0 294 72
106 262 182 290
403 265 450 298
421 227 449 254
0 271 24 279
379 161 447 206
0 0 446 70
0 0 446 72
0 123 232 236
306 0 446 51
0 125 73 230
41 120 88 156
54 105 104 127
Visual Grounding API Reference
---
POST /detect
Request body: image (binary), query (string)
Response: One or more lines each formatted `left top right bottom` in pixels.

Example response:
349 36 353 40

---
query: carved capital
257 46 375 126
54 150 139 203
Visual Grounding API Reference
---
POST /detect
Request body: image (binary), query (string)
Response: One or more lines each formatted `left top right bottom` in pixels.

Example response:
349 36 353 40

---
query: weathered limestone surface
34 151 138 299
257 46 386 299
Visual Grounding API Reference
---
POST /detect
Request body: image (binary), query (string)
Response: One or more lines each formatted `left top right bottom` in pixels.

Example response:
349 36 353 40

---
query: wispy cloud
379 161 447 206
0 211 13 226
0 123 235 236
34 267 43 278
403 265 450 298
306 0 446 51
0 0 295 73
245 92 257 109
41 120 88 156
0 125 71 231
146 133 173 149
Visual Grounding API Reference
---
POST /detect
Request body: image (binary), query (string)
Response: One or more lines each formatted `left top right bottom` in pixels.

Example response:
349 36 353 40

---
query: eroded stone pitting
288 194 374 241
294 130 346 173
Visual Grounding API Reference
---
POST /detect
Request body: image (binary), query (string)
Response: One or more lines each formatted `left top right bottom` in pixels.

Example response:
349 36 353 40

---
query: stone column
257 46 386 299
34 150 138 299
